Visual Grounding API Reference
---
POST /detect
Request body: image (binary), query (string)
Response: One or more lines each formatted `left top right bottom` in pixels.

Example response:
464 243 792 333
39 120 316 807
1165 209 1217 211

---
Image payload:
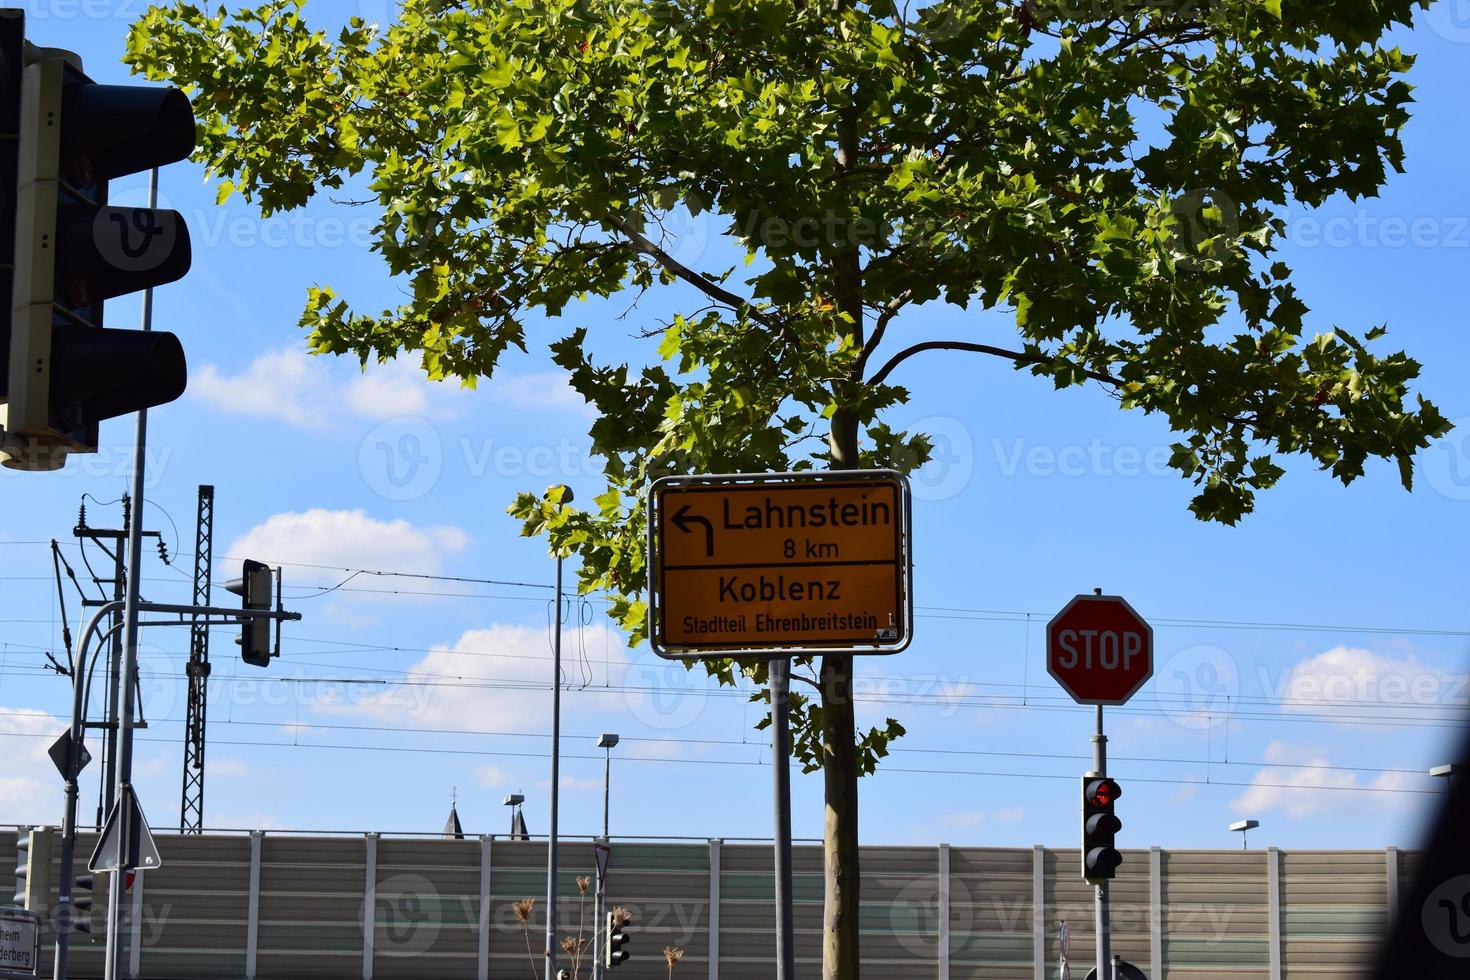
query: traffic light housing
11 826 51 911
0 11 194 471
11 825 28 906
226 559 274 667
1082 776 1123 882
68 873 94 934
605 907 631 969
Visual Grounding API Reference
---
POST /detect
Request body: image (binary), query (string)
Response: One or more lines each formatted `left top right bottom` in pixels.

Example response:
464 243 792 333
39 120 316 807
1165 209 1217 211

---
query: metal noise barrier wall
0 830 1408 979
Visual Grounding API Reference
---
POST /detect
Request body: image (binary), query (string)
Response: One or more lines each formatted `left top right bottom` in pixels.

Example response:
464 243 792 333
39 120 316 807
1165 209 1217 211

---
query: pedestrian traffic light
0 11 193 471
226 559 274 667
1082 776 1123 882
605 907 631 969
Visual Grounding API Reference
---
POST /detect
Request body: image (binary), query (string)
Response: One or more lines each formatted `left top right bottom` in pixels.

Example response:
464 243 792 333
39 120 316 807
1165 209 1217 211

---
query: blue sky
3 1 1470 855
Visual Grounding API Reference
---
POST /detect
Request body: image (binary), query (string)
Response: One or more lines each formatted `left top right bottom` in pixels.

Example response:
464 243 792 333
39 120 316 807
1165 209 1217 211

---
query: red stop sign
1046 594 1154 706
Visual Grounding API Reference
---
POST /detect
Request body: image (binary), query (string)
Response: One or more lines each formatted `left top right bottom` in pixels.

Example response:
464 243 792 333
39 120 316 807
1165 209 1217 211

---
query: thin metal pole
99 510 125 830
105 166 159 980
1093 704 1111 980
544 550 564 980
594 746 610 980
55 603 125 980
769 657 796 980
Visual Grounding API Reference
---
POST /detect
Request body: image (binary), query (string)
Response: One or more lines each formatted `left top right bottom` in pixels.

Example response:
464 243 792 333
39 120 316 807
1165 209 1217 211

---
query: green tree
128 0 1447 973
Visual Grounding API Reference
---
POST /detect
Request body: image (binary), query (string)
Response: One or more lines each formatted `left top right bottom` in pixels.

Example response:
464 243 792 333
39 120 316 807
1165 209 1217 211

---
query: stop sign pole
1046 590 1154 980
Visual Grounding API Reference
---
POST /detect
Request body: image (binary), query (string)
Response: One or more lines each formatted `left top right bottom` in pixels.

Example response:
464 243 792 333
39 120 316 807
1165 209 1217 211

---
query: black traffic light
68 873 94 934
605 908 631 969
226 559 274 667
1082 776 1123 882
0 10 194 471
11 825 28 905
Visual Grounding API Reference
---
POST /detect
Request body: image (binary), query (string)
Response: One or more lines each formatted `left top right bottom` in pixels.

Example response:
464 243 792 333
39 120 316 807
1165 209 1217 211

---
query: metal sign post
768 657 796 980
1092 705 1111 980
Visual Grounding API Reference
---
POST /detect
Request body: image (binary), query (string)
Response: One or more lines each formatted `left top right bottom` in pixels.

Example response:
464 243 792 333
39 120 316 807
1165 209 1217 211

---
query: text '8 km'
651 472 910 655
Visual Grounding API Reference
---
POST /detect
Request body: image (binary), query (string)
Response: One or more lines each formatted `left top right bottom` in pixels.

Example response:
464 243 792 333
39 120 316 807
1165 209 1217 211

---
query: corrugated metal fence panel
1039 849 1152 978
372 836 481 980
136 833 251 978
949 847 1032 980
58 830 112 978
719 843 823 980
255 835 365 979
485 839 710 980
1160 849 1271 980
0 830 1431 979
862 847 941 979
1280 851 1388 979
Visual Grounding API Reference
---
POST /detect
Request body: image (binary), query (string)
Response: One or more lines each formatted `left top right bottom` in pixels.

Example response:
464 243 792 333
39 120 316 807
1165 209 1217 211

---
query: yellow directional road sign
648 471 912 657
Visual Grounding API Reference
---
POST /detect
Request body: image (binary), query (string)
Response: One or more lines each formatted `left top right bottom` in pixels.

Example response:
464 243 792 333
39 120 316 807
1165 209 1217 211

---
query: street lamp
1229 819 1259 849
593 734 619 979
1430 764 1460 794
545 485 573 980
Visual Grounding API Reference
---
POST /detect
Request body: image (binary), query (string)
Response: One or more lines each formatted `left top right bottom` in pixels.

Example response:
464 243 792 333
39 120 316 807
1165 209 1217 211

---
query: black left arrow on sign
672 503 715 557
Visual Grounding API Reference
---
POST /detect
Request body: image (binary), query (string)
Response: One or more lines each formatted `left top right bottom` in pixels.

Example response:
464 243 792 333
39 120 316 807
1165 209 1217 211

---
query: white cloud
0 707 70 824
192 347 465 430
490 371 590 415
1268 646 1465 723
476 765 509 788
322 623 633 730
209 757 255 779
1230 741 1415 820
226 508 470 575
192 348 330 429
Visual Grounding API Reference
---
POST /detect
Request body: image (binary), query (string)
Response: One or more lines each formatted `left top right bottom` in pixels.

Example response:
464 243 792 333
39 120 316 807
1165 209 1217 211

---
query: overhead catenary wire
0 725 1441 797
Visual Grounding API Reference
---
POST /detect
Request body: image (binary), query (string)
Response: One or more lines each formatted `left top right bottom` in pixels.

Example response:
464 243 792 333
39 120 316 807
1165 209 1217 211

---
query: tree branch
608 215 778 329
866 340 1122 388
854 289 912 378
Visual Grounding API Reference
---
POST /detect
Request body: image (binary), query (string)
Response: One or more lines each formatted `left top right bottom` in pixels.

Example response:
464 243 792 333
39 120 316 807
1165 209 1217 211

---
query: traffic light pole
54 598 300 978
103 166 161 980
769 657 796 980
1092 704 1112 980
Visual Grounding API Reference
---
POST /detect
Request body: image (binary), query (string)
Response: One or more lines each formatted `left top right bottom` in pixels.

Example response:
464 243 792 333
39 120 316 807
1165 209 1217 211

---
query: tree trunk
823 409 862 980
821 652 861 978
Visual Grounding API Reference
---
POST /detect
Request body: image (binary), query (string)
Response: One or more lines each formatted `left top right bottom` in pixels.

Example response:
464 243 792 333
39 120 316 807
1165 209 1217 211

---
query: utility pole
180 485 215 833
544 485 573 980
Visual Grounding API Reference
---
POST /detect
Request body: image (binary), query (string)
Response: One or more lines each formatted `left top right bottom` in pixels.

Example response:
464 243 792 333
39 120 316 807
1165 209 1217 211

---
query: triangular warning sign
89 785 163 873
